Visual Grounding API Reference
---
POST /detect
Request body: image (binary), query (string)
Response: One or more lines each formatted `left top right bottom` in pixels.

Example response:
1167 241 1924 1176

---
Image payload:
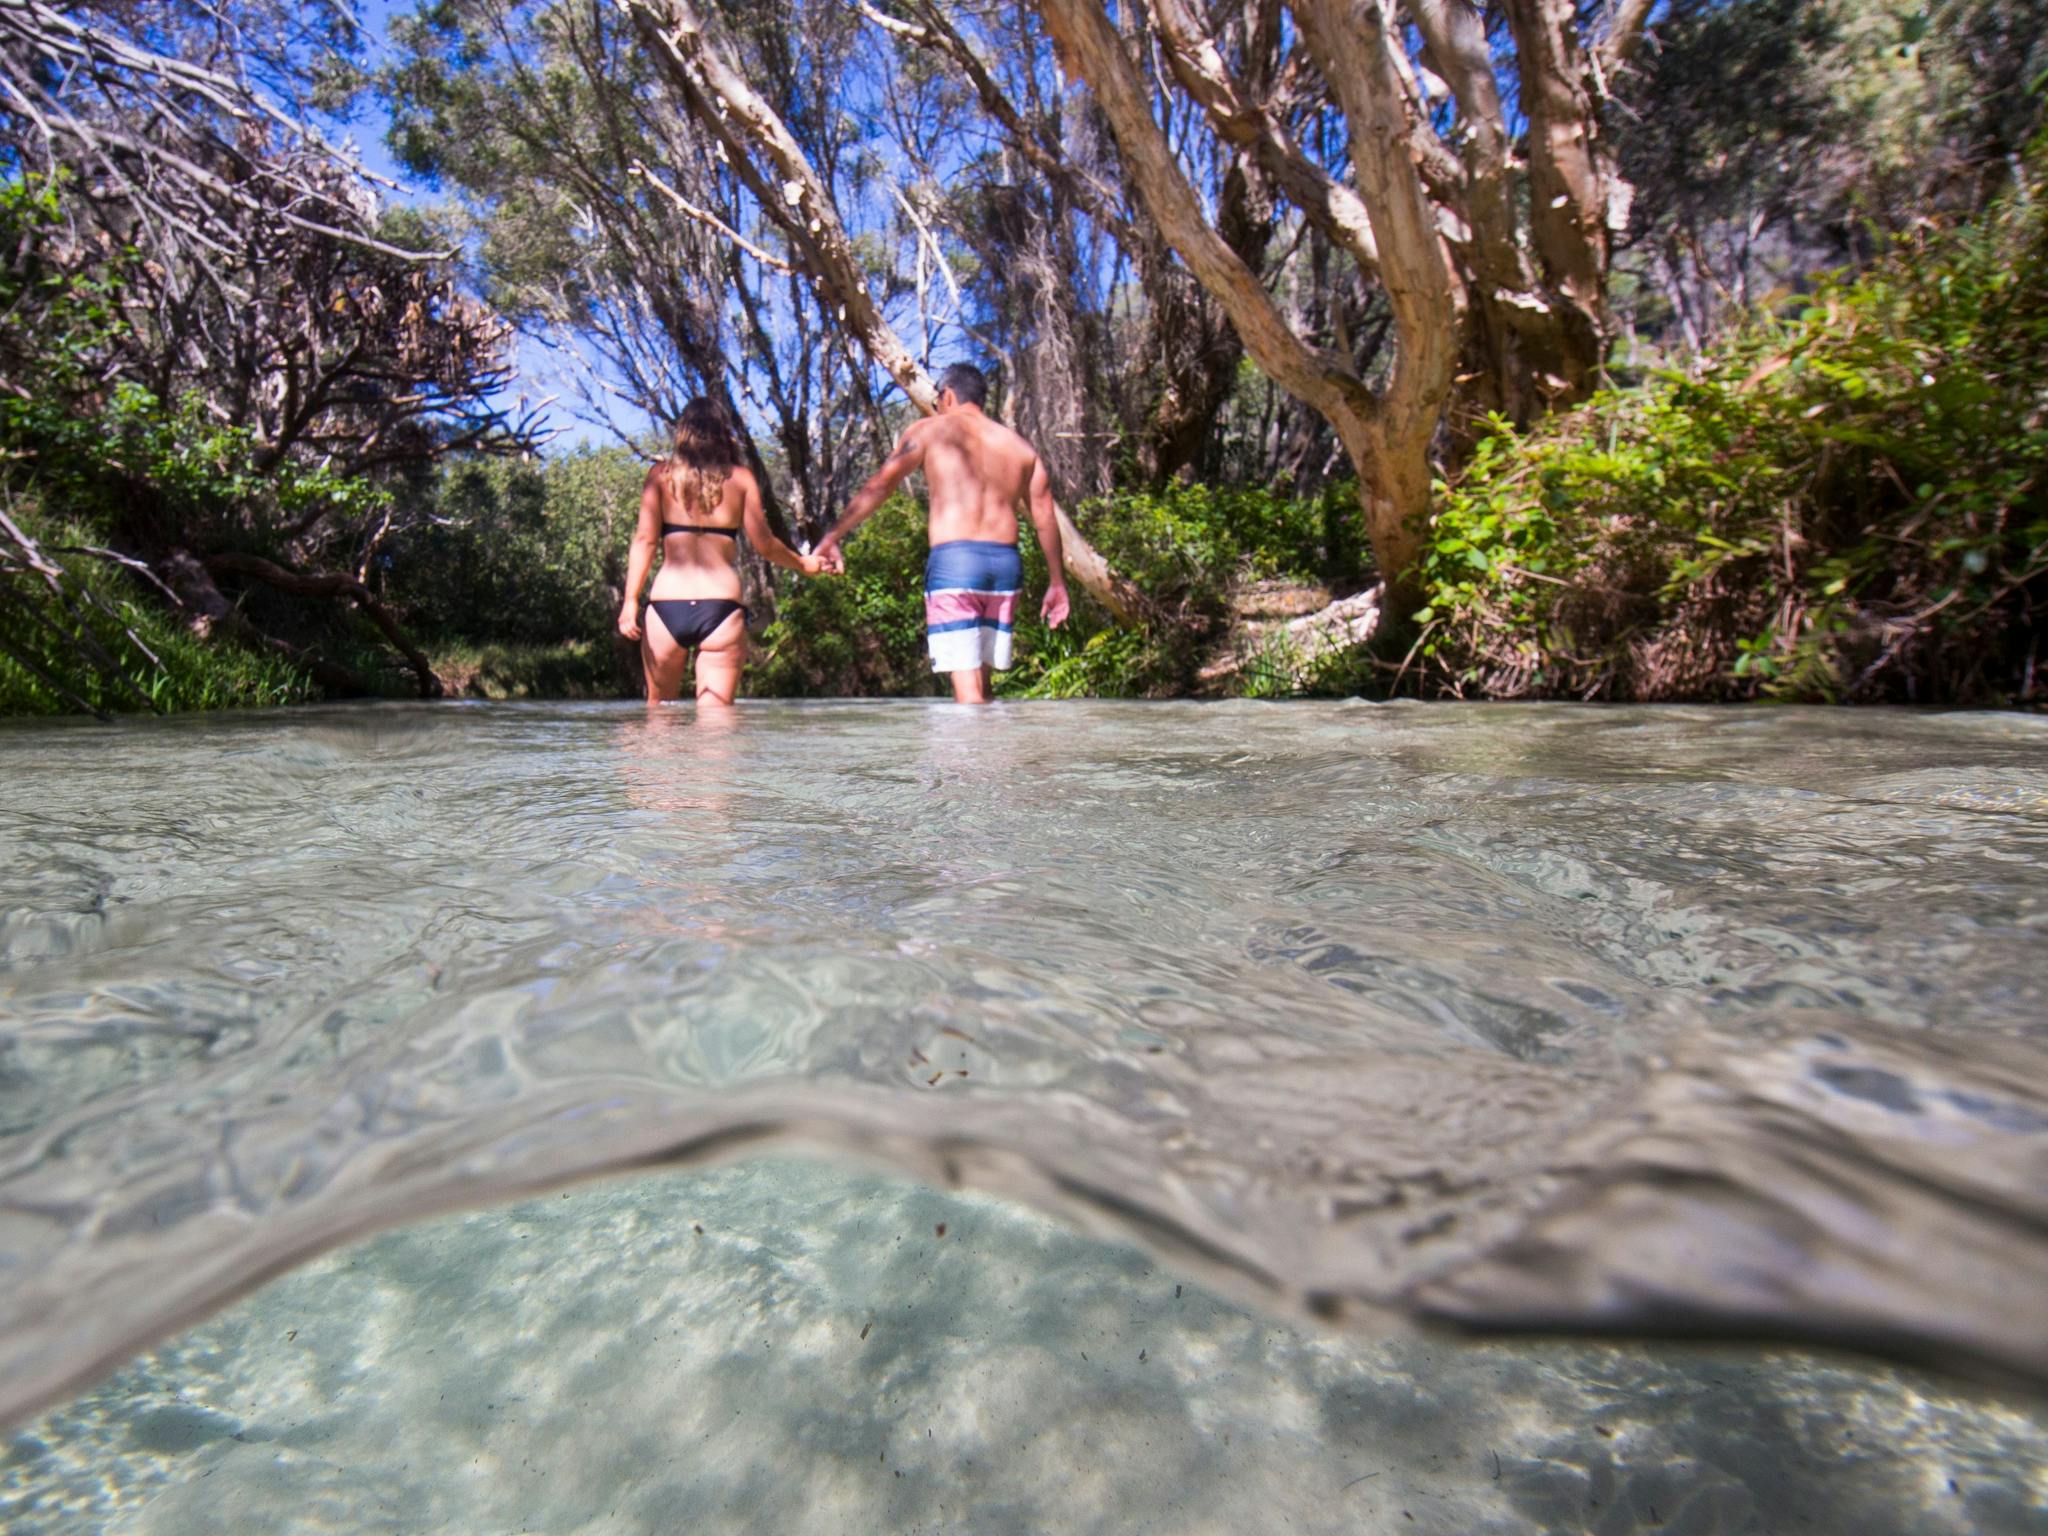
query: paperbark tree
1032 0 1644 589
1035 0 1454 587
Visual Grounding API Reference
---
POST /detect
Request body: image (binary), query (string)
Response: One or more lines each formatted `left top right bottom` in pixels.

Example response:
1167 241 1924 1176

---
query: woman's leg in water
641 609 690 703
692 608 747 705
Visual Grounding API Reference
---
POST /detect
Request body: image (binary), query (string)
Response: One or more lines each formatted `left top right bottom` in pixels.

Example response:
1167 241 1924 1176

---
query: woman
617 399 834 704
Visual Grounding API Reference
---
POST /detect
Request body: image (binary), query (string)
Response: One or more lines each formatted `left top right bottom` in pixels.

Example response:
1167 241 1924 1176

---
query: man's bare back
908 410 1042 547
816 364 1068 703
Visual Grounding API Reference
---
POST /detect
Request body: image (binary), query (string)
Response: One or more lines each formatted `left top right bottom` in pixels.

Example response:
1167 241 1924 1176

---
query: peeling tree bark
1499 0 1614 385
1599 0 1659 70
1036 0 1630 589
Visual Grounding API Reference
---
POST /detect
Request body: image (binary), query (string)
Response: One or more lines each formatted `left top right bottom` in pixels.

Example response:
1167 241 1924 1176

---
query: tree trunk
1498 0 1615 393
1036 0 1457 595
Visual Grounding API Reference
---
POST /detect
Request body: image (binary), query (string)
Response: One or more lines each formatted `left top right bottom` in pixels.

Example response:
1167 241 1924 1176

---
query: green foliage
8 378 387 547
379 448 641 647
1610 0 2047 362
0 507 312 716
750 479 1358 699
1002 614 1166 701
0 175 379 714
751 498 936 696
1415 158 2048 704
1003 480 1364 699
1076 480 1362 620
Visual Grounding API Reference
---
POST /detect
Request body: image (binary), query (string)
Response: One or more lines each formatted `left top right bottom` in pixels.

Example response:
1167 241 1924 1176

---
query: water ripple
1 700 2045 1426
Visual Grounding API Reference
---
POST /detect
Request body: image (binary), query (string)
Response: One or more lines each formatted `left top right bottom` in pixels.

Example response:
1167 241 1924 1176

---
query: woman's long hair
665 398 743 513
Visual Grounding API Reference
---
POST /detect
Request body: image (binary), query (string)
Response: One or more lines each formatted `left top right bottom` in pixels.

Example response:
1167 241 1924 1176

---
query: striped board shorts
924 539 1022 674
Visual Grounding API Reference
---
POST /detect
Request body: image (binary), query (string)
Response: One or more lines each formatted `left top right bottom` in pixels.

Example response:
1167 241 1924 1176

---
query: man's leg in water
946 666 991 704
925 541 1018 706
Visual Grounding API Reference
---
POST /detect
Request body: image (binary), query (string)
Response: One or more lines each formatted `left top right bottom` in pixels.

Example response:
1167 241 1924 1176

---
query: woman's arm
738 469 834 576
617 466 663 640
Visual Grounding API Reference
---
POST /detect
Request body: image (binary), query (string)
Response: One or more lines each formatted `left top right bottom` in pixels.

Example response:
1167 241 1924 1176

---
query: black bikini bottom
646 598 746 647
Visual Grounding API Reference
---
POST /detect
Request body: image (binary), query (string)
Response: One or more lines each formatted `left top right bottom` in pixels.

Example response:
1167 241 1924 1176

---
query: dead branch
150 548 363 696
628 160 796 273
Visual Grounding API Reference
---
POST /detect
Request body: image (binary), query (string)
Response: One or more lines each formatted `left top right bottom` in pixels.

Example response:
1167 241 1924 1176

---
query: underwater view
2 700 2046 1532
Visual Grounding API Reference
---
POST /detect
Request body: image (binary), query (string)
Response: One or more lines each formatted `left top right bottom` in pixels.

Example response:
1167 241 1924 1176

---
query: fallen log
1196 583 1384 691
1050 503 1151 626
161 551 373 697
202 552 444 698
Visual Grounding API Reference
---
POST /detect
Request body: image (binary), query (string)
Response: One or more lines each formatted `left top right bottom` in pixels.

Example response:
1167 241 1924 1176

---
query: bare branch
857 0 1123 226
1598 0 1658 71
628 160 796 273
1143 0 1380 275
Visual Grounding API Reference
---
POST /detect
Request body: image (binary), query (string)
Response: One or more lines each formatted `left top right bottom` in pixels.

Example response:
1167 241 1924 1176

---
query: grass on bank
0 506 315 717
430 638 622 700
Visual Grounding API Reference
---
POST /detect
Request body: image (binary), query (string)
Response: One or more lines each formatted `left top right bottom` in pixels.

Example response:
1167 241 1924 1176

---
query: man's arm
815 426 925 560
1024 454 1069 629
616 466 663 640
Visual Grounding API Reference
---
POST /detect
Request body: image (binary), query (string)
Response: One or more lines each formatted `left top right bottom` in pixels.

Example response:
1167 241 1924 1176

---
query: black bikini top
661 522 738 540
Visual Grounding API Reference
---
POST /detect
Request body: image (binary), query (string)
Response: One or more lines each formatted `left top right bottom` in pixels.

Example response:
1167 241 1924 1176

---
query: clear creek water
0 699 2044 1531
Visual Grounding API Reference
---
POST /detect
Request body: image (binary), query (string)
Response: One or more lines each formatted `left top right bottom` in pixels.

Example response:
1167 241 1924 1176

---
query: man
814 364 1069 703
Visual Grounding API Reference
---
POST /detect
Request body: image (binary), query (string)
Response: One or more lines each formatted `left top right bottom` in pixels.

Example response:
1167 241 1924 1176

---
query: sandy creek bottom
5 1155 2042 1536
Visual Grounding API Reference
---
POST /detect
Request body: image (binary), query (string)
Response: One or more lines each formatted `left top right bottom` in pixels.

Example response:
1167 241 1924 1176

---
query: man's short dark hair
938 363 987 408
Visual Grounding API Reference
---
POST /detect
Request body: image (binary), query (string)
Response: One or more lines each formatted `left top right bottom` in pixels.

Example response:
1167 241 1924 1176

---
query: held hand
1041 582 1070 630
811 538 846 575
617 604 641 642
798 552 839 577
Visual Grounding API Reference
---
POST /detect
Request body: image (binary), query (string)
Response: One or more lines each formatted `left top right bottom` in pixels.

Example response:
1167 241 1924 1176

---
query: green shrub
748 480 1359 699
1413 149 2048 704
750 497 937 696
0 174 398 714
1004 479 1365 699
379 449 641 648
